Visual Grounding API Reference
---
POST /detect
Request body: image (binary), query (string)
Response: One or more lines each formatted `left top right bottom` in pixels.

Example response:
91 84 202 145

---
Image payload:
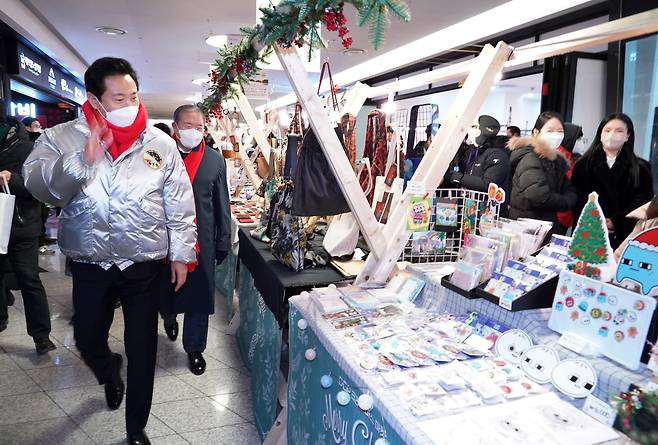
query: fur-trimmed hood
507 136 567 161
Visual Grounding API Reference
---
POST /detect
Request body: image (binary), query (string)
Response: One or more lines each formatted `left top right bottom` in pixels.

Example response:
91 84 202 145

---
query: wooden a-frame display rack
267 8 658 286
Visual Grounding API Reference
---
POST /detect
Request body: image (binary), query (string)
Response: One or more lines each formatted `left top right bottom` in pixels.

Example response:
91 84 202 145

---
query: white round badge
519 345 561 384
494 329 533 364
551 358 597 399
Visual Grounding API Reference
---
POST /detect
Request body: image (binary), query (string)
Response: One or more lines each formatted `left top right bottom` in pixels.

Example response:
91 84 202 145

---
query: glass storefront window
623 34 658 163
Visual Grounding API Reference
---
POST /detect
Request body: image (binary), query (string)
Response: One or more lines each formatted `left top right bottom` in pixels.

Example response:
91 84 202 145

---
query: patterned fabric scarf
340 113 357 172
360 109 388 203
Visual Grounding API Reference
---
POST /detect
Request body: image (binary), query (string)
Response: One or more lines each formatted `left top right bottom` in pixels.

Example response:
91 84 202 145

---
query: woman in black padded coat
508 111 577 234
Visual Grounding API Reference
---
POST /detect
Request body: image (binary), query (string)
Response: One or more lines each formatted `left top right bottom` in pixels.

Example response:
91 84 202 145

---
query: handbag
0 182 16 254
323 159 373 257
291 61 350 216
267 181 307 271
283 103 305 179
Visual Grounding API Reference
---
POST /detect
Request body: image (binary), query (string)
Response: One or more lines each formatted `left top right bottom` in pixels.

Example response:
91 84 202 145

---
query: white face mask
539 132 564 150
466 127 481 146
97 100 140 128
177 128 204 150
601 134 626 152
573 139 587 156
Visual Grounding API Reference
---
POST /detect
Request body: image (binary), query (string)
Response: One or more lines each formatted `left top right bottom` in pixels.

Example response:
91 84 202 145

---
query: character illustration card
548 270 656 370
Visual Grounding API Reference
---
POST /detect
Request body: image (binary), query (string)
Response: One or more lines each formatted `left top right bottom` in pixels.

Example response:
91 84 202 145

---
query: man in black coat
447 115 510 215
0 102 55 353
160 105 230 375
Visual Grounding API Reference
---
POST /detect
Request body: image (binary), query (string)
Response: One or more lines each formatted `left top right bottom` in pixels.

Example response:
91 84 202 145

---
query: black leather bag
291 126 350 216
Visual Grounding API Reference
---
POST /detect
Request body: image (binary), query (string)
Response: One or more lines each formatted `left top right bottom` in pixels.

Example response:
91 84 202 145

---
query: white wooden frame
270 9 658 284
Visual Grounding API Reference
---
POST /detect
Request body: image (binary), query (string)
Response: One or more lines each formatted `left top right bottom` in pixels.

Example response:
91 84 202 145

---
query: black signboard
12 42 85 104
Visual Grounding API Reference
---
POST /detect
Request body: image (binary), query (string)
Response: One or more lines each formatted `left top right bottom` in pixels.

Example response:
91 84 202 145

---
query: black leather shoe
105 354 124 410
188 352 206 376
0 320 7 332
127 430 151 445
34 338 57 355
165 320 179 342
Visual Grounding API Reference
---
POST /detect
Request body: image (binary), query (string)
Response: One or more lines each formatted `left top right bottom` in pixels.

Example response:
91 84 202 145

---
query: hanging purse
291 60 351 217
283 103 305 179
267 181 307 271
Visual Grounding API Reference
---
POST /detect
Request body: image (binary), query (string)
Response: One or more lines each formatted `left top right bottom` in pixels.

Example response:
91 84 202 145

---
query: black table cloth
237 228 346 327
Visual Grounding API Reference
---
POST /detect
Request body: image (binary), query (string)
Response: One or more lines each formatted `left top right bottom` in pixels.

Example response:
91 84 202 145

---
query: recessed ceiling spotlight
342 48 365 56
192 78 209 85
205 34 228 48
96 26 127 36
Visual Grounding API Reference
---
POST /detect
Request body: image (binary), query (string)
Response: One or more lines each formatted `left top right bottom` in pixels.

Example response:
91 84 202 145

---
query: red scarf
173 134 205 272
81 100 148 160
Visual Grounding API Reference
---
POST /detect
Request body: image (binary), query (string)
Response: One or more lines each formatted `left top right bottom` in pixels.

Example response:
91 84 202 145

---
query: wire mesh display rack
401 188 498 264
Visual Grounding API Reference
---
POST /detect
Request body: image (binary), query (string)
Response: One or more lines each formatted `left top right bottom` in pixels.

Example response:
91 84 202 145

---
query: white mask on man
466 127 481 146
178 128 204 150
539 132 564 150
97 100 140 127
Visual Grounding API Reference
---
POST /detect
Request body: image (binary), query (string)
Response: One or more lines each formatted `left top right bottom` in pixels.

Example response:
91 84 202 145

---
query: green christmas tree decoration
568 192 610 279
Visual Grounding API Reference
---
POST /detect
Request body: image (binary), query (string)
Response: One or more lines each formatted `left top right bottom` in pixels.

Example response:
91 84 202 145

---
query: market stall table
286 265 651 444
235 227 346 439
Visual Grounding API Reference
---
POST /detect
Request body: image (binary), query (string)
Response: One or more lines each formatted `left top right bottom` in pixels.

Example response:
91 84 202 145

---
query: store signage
15 42 85 104
10 101 36 118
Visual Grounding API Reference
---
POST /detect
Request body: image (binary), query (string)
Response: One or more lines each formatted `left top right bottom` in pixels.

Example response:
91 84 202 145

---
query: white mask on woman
539 132 564 150
178 128 204 150
601 134 626 152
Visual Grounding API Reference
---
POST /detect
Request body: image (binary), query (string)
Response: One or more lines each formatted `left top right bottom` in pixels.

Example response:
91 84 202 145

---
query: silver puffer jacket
23 117 197 264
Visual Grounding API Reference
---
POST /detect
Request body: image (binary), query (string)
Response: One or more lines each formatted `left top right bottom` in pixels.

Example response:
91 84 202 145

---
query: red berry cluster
323 3 353 49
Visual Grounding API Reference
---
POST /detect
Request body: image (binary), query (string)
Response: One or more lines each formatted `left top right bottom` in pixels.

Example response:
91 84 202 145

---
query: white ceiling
23 0 512 117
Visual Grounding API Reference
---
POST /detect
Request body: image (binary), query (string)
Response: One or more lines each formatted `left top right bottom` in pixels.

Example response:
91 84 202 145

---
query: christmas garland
613 388 658 444
201 0 411 119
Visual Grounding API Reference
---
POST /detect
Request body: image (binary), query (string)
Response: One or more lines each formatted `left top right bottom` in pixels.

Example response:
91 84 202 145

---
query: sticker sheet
548 270 657 370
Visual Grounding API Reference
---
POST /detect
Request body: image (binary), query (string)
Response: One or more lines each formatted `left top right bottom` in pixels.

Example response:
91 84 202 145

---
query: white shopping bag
323 159 372 257
0 182 15 254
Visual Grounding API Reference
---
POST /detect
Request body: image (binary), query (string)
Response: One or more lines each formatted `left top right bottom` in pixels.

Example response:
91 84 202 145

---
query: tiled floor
0 249 260 445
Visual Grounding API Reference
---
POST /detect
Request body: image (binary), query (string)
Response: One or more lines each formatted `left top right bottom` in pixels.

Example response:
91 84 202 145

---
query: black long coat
571 147 653 249
0 119 41 240
160 147 230 315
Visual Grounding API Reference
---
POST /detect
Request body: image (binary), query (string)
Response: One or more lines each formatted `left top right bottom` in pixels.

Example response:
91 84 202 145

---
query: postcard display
402 187 498 264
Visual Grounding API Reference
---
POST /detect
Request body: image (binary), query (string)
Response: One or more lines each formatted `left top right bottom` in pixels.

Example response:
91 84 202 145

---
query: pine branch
383 0 411 21
369 4 391 50
358 2 378 27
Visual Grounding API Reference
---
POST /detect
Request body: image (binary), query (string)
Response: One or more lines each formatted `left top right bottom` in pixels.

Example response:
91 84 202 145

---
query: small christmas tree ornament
357 393 374 411
568 192 616 281
297 318 308 330
374 439 390 445
320 374 333 389
615 227 658 296
305 348 317 361
336 390 350 406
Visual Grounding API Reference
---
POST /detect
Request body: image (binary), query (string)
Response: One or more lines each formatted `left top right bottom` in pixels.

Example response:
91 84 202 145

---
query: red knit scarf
81 100 147 160
173 134 206 272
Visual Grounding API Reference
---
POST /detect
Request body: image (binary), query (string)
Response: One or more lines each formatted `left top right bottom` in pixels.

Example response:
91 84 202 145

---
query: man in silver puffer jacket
23 57 196 445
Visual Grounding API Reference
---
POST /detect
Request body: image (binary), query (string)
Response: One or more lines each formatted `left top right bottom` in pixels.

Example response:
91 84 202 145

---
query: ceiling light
205 34 228 48
185 93 202 102
342 48 365 56
96 26 127 36
192 78 209 85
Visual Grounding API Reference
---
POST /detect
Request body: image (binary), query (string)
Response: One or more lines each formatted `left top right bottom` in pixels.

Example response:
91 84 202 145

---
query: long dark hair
532 111 565 134
579 113 641 186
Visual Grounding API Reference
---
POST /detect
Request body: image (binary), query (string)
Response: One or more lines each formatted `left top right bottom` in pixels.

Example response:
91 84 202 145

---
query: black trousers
71 261 160 434
0 236 51 339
